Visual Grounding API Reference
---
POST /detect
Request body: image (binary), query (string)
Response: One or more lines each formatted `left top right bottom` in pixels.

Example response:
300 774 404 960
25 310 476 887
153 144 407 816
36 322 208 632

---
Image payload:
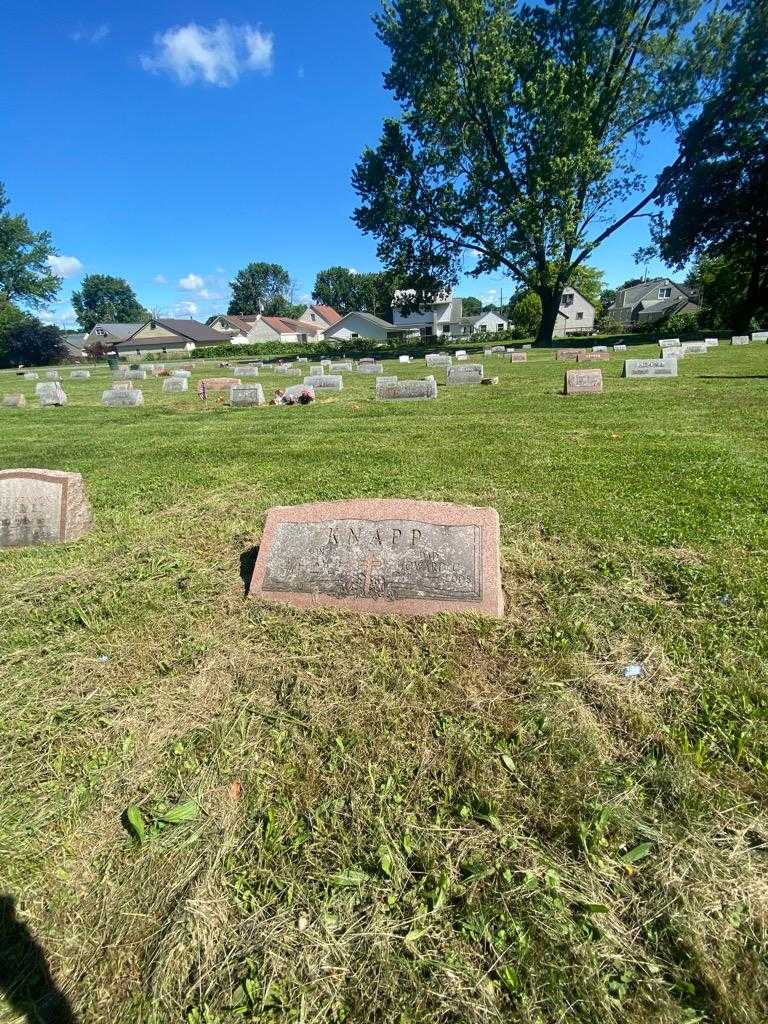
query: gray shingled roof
331 312 412 332
91 322 144 340
119 319 235 345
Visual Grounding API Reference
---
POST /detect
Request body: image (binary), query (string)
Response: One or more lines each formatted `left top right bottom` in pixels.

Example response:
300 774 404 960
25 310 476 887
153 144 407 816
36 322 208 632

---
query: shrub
3 318 68 367
663 311 700 336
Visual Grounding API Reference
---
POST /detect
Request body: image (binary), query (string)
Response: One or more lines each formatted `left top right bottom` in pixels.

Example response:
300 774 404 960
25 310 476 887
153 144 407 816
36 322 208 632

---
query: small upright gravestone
309 364 325 375
102 388 144 407
0 468 92 547
357 362 384 375
752 331 768 342
564 369 602 395
38 384 67 406
248 498 503 618
398 355 413 363
576 351 609 362
283 384 316 401
704 337 719 347
230 384 266 407
171 369 191 378
613 343 627 351
556 349 587 361
200 378 242 391
508 353 527 362
330 362 354 372
45 369 60 380
592 345 608 352
681 342 708 354
522 344 532 350
70 370 91 380
236 366 260 377
162 377 188 393
303 375 343 391
731 335 749 345
2 394 26 407
23 372 39 380
375 377 437 401
658 338 680 347
446 363 484 385
456 353 468 362
425 353 452 367
127 369 147 380
623 358 678 379
660 345 685 359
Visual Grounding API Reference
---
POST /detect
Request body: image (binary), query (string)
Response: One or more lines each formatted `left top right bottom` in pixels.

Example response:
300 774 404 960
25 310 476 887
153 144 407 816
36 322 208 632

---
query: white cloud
46 255 84 279
175 301 198 317
179 272 204 291
153 274 168 285
40 304 77 326
348 267 359 275
297 65 305 79
141 22 273 87
71 24 110 44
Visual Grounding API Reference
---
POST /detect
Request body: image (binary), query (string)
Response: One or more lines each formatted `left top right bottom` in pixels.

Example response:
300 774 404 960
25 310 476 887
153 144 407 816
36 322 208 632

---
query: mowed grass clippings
0 344 767 1023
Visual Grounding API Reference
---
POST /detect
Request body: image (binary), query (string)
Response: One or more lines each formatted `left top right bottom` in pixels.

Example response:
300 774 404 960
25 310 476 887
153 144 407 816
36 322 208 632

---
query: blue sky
0 1 681 327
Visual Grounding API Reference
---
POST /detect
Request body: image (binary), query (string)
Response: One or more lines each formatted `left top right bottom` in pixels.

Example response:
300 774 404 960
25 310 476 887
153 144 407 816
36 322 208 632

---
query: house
117 318 236 355
323 311 418 342
297 304 343 329
61 332 88 359
553 286 596 337
245 316 324 344
88 322 145 343
392 290 463 337
206 313 259 335
459 311 510 336
608 277 700 327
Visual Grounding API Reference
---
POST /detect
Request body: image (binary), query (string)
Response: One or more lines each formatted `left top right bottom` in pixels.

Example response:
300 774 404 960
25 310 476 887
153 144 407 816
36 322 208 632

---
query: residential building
553 286 596 337
323 311 419 342
88 322 144 344
608 277 700 327
297 304 343 329
459 311 510 336
392 290 464 337
117 318 235 355
245 316 324 344
206 314 259 335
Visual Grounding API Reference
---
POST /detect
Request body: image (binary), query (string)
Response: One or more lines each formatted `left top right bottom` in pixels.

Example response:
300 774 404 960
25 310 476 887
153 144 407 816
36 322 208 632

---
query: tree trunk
536 289 561 346
736 236 767 332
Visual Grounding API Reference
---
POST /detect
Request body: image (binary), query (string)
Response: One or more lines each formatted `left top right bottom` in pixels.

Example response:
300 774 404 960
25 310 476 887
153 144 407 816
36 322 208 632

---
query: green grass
1 343 767 1023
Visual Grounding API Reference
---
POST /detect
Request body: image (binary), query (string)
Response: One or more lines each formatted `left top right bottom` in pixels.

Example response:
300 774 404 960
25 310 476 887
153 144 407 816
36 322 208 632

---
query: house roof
261 316 323 336
207 314 256 334
91 322 144 340
119 319 235 345
306 304 342 326
561 284 596 310
460 312 507 326
62 332 88 355
328 311 412 332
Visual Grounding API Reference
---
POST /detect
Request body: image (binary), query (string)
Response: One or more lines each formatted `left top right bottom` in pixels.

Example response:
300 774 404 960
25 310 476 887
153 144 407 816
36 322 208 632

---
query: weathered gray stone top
162 376 188 392
425 353 453 366
38 385 67 406
0 468 92 547
658 338 680 346
375 377 438 400
623 357 678 379
303 374 343 390
2 394 26 407
565 369 602 395
446 363 484 385
491 345 506 352
249 498 503 618
102 388 144 406
357 362 384 374
230 383 266 407
70 370 91 379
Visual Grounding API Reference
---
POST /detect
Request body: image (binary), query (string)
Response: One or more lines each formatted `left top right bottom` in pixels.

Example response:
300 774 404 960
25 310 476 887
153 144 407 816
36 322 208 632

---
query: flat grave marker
508 352 528 362
249 498 503 618
303 374 343 391
731 335 749 345
375 377 438 401
23 372 39 380
0 468 91 548
200 377 242 391
556 349 587 361
752 331 767 342
705 338 719 347
102 388 144 407
357 362 384 375
162 377 188 393
446 363 484 385
576 351 610 362
70 370 91 379
681 342 708 354
564 369 603 395
2 394 26 407
425 353 453 367
230 384 266 407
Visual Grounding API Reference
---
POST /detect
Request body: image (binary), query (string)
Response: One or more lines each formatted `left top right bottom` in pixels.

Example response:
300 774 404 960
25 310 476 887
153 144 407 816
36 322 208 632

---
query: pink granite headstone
249 499 503 618
0 469 92 547
564 369 603 395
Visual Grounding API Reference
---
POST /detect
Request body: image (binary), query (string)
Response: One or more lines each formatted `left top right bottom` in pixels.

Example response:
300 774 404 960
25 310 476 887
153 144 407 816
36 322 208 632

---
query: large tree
3 317 67 367
312 266 404 319
647 1 768 331
228 262 295 316
0 183 60 308
353 0 732 344
72 274 148 332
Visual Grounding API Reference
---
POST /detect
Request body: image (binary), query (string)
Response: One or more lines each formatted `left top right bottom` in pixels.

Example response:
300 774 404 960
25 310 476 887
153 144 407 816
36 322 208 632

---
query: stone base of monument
249 499 503 618
0 469 92 547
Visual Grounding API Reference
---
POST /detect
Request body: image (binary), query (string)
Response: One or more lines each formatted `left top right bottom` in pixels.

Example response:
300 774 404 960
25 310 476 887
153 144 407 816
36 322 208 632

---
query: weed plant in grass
0 345 767 1023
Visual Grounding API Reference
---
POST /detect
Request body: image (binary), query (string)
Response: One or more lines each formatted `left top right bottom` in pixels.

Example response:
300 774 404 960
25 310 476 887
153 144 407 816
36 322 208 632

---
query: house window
425 325 433 337
496 324 504 331
310 314 317 321
561 293 574 306
576 312 584 320
351 333 359 339
442 324 450 334
658 287 671 299
480 324 487 332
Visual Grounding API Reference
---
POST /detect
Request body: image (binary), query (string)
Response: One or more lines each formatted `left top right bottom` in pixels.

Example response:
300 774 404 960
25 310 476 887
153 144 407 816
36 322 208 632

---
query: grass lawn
1 343 767 1023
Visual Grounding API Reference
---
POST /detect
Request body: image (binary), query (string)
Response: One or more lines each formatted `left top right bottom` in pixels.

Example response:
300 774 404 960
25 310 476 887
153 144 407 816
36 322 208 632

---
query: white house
244 316 325 344
323 311 418 342
459 311 510 336
392 290 464 337
553 286 596 337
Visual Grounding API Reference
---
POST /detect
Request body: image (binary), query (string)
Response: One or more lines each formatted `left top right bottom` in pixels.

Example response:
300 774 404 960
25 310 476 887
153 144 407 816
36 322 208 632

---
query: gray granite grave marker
623 357 678 379
0 468 92 547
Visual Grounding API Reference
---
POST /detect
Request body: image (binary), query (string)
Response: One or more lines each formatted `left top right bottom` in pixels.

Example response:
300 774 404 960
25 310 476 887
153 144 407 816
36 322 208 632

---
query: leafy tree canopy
72 274 148 332
646 0 768 330
313 266 404 320
461 296 482 315
0 183 60 308
3 317 67 367
353 0 733 343
228 262 297 317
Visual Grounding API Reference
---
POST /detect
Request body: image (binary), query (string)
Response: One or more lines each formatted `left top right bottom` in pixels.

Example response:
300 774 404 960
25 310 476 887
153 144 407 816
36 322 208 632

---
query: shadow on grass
698 374 768 380
239 545 260 596
0 896 77 1023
